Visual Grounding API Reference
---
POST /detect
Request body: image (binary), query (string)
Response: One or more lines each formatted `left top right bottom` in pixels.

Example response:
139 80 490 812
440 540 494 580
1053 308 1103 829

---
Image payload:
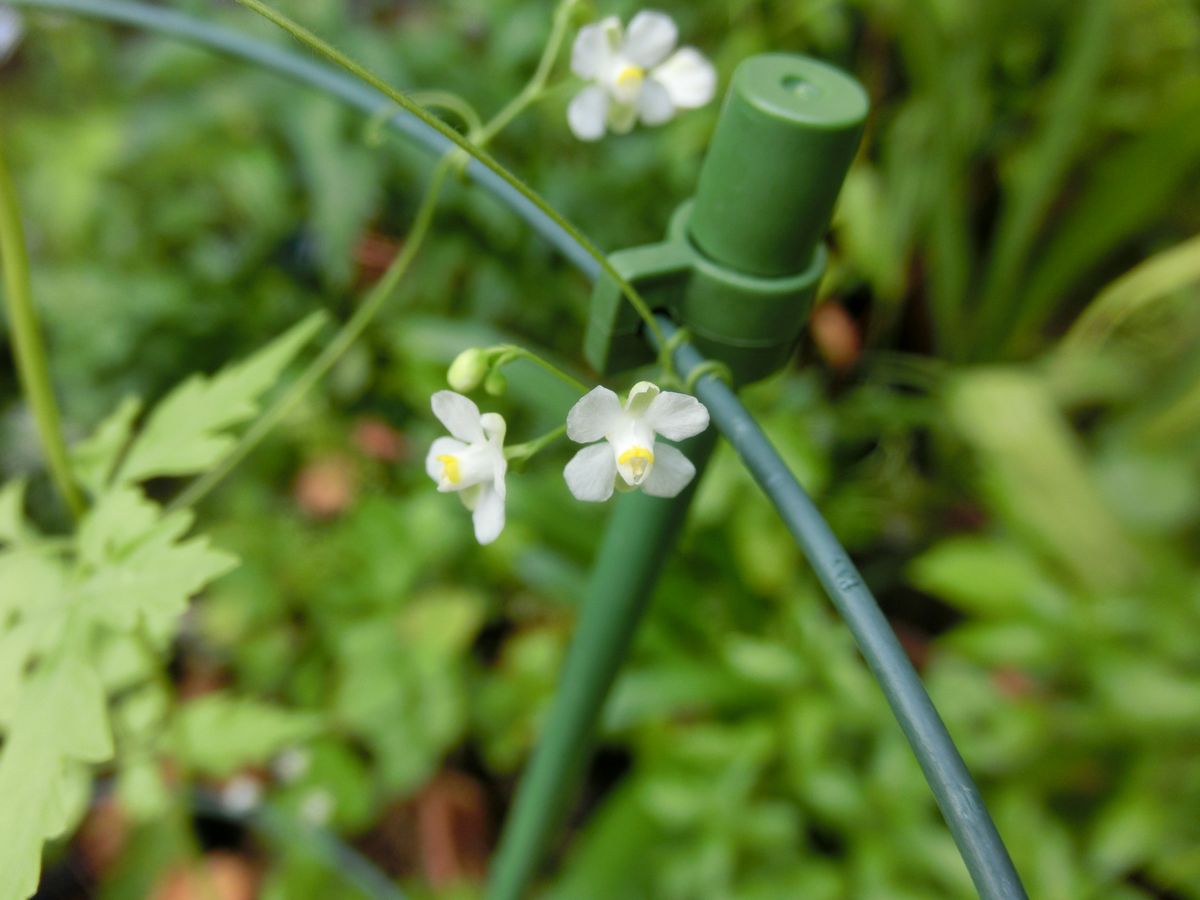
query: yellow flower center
615 64 645 91
618 446 654 481
436 454 461 485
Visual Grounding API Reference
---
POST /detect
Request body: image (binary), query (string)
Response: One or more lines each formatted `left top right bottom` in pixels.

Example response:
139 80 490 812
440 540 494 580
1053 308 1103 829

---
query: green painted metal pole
656 318 1028 900
485 431 717 900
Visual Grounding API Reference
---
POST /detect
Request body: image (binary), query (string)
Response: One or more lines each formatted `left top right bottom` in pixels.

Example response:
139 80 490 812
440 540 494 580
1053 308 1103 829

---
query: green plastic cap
689 54 868 278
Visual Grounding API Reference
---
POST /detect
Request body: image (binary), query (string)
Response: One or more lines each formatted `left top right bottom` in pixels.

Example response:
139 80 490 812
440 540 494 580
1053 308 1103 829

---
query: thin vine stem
0 145 85 519
505 424 567 462
366 91 484 145
170 158 454 511
493 344 592 394
470 0 581 147
230 0 668 356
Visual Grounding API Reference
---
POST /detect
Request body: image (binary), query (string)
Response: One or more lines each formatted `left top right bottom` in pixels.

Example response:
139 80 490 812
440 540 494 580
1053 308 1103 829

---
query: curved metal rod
654 317 1027 899
8 0 600 278
9 2 1026 896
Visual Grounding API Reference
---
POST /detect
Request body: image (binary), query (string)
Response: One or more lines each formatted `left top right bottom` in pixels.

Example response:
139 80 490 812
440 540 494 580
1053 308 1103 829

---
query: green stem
365 91 484 146
170 158 453 511
493 344 591 394
470 0 580 147
230 0 667 354
0 145 85 519
504 424 566 462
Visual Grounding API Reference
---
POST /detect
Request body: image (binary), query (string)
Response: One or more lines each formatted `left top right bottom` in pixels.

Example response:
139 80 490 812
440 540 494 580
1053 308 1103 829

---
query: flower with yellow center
563 381 709 502
425 391 508 544
567 10 717 141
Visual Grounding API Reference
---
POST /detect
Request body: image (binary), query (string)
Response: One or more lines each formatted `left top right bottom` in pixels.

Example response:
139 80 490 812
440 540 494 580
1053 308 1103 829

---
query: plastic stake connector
585 53 868 385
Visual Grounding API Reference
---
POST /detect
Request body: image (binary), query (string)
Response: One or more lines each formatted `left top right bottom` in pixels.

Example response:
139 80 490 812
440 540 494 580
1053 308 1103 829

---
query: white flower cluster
426 382 709 544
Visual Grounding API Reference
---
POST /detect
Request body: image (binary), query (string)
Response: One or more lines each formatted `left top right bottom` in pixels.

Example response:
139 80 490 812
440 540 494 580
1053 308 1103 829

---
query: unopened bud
447 348 487 392
484 369 507 396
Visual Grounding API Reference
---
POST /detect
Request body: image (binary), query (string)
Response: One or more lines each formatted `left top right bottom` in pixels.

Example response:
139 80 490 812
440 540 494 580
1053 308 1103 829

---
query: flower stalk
0 145 85 518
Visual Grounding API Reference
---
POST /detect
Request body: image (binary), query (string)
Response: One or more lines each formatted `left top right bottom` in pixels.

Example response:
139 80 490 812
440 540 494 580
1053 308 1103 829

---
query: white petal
492 454 508 500
472 486 505 544
607 100 638 134
652 47 717 109
431 391 483 442
624 381 660 416
458 483 484 511
566 386 622 443
623 11 678 69
564 443 617 502
568 85 610 142
641 443 695 498
645 391 710 440
426 436 467 482
0 7 21 63
571 16 622 79
638 78 676 126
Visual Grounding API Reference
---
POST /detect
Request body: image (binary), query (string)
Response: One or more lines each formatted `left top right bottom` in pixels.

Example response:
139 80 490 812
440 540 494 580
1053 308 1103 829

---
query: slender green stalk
470 0 580 147
505 424 566 462
972 0 1114 358
366 91 484 144
171 159 453 510
492 344 591 394
230 0 667 353
0 145 85 519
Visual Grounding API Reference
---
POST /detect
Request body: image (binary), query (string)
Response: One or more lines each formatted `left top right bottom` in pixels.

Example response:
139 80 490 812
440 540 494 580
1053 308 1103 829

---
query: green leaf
0 550 70 727
117 312 326 482
76 504 238 638
947 369 1138 589
170 693 323 777
0 480 34 547
71 396 142 496
908 536 1065 618
0 655 113 900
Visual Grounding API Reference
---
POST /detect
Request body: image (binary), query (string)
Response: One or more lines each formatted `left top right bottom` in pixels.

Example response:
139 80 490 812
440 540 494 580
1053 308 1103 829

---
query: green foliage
1 0 1198 896
117 312 326 482
0 316 319 898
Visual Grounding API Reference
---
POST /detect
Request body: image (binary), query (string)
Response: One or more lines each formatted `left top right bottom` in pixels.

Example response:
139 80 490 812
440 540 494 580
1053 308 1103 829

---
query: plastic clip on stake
585 53 869 384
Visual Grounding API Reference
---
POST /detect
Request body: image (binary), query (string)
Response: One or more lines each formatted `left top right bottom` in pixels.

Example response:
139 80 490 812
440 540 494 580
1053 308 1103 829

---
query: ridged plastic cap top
689 54 868 278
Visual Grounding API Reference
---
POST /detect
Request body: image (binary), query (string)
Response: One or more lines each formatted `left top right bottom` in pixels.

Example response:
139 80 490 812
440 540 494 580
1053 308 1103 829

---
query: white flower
220 775 263 815
567 10 717 141
425 390 508 544
299 788 335 826
0 6 22 65
564 381 709 502
272 747 311 783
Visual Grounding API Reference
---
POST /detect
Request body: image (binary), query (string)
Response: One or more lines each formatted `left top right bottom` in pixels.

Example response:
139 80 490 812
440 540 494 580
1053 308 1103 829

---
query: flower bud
447 348 487 392
484 369 508 396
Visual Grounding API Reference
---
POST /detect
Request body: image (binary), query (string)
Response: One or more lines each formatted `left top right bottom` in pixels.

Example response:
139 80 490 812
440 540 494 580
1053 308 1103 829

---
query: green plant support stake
489 55 868 899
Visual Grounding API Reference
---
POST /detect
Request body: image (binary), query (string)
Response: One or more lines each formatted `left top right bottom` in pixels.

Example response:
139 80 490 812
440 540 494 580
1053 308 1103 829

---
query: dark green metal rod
8 0 599 277
486 431 717 900
14 3 1025 895
655 318 1027 900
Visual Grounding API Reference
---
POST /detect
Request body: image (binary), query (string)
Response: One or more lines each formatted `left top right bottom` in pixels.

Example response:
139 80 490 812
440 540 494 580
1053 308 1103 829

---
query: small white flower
564 381 709 502
220 775 263 815
299 788 335 826
567 10 717 141
0 6 23 65
272 747 311 783
426 390 508 544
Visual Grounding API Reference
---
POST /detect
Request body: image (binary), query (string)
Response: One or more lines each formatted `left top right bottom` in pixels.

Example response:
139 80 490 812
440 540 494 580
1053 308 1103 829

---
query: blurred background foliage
2 0 1200 896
